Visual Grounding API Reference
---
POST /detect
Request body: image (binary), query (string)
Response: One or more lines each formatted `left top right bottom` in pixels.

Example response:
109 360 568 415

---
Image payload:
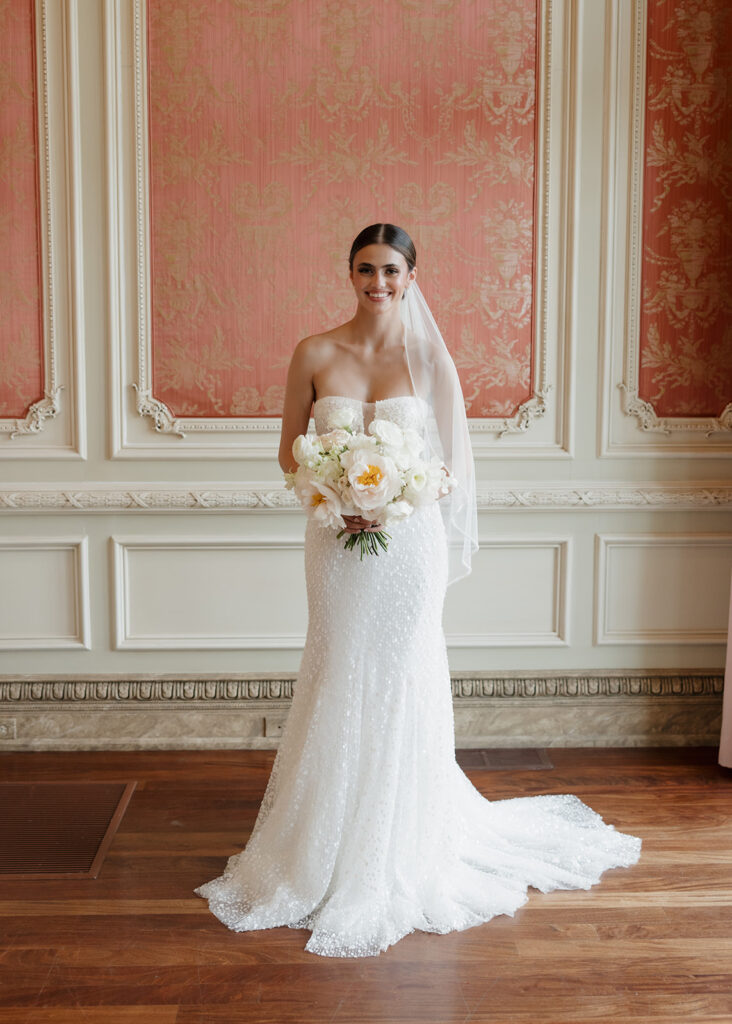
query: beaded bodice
313 394 429 434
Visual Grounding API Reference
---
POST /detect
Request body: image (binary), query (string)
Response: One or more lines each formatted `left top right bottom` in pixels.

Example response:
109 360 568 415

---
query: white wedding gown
195 395 642 957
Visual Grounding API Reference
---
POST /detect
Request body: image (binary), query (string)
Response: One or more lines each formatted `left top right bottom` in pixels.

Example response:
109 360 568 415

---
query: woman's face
349 243 416 314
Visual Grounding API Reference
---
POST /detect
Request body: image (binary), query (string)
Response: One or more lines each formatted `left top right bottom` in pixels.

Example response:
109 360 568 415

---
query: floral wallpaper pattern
639 0 732 417
146 0 539 419
0 0 43 420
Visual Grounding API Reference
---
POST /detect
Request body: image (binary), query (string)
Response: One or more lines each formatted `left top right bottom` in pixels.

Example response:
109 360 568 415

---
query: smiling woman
193 224 642 958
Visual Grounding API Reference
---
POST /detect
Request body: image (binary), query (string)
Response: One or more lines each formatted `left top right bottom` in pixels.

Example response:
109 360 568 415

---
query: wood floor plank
0 1010 178 1024
0 747 728 1024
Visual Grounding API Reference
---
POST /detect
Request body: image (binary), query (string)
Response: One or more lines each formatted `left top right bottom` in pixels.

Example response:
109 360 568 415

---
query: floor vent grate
0 781 136 879
455 748 554 771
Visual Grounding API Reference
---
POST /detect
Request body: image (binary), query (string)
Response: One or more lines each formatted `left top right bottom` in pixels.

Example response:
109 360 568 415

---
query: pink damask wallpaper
0 0 43 420
639 0 732 418
146 0 538 419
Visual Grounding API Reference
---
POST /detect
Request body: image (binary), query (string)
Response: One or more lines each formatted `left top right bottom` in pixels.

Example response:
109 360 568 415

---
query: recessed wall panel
596 534 732 644
444 539 569 646
113 537 307 649
0 539 89 649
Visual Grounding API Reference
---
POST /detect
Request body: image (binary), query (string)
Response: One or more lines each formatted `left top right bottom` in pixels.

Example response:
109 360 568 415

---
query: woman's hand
341 514 382 534
438 464 451 500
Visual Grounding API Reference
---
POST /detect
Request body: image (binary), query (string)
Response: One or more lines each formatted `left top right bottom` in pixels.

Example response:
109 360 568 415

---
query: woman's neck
349 306 404 350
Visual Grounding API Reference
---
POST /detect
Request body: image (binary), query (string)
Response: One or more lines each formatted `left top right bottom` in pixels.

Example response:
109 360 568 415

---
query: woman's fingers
342 514 381 534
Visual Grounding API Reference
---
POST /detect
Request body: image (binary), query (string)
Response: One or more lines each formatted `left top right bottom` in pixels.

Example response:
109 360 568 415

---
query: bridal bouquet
284 405 455 558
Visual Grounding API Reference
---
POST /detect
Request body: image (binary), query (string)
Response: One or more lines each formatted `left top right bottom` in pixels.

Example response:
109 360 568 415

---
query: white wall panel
595 534 732 644
0 538 89 648
0 2 729 743
444 539 569 647
112 536 307 649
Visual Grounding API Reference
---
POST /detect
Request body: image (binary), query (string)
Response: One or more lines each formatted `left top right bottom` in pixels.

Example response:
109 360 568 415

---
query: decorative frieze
1 672 722 705
1 484 731 513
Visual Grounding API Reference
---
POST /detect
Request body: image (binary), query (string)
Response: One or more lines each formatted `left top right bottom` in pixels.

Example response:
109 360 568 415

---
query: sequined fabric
195 396 642 958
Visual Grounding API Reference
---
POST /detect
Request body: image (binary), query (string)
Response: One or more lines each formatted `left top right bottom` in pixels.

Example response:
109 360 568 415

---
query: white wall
0 0 729 749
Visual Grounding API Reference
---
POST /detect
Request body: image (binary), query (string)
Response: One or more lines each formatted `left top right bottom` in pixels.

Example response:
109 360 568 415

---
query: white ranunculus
329 406 357 430
341 449 402 513
292 433 323 467
382 499 413 525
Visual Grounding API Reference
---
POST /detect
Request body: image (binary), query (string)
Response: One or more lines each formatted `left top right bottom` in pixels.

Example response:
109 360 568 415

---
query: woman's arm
278 338 318 474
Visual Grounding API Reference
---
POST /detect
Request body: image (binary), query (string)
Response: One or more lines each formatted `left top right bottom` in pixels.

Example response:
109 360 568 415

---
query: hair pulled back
348 223 416 271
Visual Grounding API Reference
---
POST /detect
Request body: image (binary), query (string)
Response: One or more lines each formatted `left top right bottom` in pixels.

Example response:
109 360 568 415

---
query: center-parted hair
348 224 417 271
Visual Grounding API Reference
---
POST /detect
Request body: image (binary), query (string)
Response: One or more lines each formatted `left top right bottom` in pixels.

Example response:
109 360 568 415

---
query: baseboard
0 670 722 751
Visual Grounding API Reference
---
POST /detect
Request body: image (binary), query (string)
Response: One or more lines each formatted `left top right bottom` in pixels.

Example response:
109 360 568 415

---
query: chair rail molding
1 481 731 513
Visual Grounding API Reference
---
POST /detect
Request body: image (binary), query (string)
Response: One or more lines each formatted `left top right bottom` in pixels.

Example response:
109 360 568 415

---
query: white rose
329 406 357 430
368 418 404 449
382 499 413 525
292 433 323 467
340 449 402 513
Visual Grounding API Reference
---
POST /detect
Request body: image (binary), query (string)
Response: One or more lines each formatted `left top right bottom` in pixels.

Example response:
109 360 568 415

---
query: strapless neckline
313 394 428 409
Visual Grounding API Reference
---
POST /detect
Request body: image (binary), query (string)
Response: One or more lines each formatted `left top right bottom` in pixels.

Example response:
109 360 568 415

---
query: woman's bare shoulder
295 326 349 366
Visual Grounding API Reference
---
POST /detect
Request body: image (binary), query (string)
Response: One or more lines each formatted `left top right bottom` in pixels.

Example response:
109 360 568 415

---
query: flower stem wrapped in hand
284 406 456 559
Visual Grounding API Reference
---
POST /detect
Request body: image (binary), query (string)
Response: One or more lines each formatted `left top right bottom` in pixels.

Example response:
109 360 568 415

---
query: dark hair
348 223 417 271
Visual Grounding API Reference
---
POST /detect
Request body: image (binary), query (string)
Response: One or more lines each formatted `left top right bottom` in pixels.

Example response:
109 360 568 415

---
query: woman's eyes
358 267 399 275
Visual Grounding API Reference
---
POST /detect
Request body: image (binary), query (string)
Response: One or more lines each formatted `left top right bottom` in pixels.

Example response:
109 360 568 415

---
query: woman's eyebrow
356 262 400 269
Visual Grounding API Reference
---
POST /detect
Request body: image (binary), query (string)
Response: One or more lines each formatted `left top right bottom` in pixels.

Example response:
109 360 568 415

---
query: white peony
292 433 323 468
294 474 345 530
340 449 402 513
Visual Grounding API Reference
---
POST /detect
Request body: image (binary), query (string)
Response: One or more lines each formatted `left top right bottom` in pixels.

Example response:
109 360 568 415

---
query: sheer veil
400 282 478 587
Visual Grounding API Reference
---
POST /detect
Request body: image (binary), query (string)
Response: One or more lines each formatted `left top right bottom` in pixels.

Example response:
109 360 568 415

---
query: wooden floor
0 747 730 1024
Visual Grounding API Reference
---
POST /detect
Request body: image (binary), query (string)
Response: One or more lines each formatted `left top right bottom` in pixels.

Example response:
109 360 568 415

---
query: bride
195 223 641 958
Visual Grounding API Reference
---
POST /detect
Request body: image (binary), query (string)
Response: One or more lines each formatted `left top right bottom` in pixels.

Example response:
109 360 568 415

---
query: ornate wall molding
622 0 732 438
0 0 84 458
1 482 731 513
108 0 571 458
0 671 722 705
600 0 732 455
